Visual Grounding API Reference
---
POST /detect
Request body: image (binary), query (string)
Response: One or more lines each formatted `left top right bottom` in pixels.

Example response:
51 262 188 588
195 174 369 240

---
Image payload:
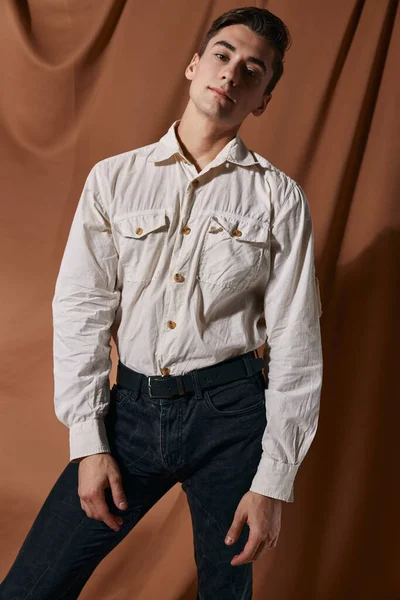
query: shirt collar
148 119 270 170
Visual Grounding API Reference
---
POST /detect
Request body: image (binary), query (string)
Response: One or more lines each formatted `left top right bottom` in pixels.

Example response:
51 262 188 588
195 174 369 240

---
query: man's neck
176 105 239 172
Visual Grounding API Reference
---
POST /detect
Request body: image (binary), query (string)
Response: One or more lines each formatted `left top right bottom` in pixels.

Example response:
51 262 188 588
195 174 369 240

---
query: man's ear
185 53 200 81
252 93 272 117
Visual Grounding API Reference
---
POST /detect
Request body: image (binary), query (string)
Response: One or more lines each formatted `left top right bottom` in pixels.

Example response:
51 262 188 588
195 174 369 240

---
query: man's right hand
77 453 128 532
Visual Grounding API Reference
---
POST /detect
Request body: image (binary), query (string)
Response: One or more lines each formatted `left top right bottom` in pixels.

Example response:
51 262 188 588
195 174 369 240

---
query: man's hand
78 453 129 532
224 491 282 566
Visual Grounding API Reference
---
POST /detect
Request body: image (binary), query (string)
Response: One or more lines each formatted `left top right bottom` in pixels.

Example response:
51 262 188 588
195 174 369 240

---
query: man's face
184 24 276 126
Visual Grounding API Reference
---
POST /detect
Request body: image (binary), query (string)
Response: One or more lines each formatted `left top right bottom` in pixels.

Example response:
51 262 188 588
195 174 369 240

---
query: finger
90 494 122 532
109 472 128 511
80 499 92 518
253 534 278 561
80 492 120 531
230 530 262 566
253 541 269 561
225 512 247 545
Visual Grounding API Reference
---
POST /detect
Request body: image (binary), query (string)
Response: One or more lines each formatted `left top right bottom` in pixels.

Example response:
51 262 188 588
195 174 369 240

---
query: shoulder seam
273 177 297 223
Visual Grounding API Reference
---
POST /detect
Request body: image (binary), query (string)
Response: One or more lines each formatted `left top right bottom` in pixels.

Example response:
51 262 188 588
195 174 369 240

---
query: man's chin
198 104 236 122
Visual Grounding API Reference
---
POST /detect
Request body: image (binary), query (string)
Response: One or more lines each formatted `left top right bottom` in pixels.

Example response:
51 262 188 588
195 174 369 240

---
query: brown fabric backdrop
1 0 399 598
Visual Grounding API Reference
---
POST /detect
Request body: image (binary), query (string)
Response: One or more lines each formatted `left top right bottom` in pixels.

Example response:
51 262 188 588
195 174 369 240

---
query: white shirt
52 119 323 502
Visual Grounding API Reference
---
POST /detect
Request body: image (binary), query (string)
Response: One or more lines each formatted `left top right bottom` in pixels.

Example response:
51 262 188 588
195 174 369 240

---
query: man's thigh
181 372 267 600
0 386 177 600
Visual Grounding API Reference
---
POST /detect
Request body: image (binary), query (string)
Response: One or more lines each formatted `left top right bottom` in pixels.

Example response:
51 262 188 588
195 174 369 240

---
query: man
0 6 323 600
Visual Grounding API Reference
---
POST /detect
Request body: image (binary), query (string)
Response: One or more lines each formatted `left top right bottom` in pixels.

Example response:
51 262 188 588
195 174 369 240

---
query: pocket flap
114 211 168 238
208 214 268 244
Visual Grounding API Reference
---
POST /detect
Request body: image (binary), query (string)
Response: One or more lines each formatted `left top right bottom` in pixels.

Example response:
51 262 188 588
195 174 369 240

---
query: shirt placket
157 162 201 377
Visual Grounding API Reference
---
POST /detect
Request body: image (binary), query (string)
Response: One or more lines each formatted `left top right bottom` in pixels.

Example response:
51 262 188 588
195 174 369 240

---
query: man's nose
221 65 241 87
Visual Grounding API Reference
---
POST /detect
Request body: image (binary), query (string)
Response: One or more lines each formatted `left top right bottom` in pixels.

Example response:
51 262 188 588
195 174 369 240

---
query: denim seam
187 492 251 600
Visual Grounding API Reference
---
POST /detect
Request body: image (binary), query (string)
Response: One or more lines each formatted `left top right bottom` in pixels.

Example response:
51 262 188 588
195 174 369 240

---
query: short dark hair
198 6 292 95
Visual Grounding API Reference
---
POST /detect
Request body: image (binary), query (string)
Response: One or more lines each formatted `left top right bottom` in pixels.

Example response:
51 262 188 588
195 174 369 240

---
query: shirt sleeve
52 163 120 463
249 180 323 502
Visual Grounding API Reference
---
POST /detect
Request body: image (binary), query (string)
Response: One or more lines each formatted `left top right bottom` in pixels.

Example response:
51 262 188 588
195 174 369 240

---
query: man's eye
215 54 259 78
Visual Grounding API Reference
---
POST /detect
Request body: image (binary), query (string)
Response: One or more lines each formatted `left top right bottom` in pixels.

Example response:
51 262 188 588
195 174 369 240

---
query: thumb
225 512 246 545
109 474 128 510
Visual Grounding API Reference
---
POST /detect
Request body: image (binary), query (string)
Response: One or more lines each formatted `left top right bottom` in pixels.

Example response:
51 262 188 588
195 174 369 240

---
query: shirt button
232 228 242 237
161 367 171 376
173 273 185 282
135 227 143 235
192 179 199 186
182 226 191 235
168 320 176 329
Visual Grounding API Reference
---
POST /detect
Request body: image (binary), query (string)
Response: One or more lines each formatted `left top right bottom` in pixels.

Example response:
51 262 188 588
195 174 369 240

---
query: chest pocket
113 211 169 283
197 214 269 291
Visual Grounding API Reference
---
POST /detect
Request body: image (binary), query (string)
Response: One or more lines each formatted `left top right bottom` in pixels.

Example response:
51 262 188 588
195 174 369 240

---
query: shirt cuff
69 418 110 462
249 454 299 502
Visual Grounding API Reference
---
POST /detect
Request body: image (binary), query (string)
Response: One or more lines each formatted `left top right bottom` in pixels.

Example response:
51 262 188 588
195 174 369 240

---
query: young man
0 6 323 600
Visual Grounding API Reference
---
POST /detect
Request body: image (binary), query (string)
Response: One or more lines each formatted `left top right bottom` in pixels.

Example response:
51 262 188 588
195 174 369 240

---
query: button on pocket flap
208 214 268 245
114 212 168 238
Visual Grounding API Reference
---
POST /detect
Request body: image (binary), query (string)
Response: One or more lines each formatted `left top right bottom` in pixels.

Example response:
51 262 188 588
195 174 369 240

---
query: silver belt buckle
147 375 185 398
148 376 165 398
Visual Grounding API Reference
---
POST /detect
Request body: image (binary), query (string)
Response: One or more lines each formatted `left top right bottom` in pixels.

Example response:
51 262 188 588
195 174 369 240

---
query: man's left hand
224 491 282 566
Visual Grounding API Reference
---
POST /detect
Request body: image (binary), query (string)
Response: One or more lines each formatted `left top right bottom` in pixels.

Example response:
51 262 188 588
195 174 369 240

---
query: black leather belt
116 350 265 398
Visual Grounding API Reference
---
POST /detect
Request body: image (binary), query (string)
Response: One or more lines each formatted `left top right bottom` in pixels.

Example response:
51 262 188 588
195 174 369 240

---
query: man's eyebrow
212 40 267 73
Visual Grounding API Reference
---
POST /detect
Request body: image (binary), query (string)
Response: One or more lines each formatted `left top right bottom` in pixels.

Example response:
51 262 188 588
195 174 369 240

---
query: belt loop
190 369 203 400
176 376 185 396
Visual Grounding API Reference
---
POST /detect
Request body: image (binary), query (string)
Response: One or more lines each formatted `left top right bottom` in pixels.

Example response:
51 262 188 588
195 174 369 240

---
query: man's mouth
209 87 234 102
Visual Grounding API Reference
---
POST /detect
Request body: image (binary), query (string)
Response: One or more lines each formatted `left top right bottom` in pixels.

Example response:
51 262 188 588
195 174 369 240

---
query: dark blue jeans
0 352 267 600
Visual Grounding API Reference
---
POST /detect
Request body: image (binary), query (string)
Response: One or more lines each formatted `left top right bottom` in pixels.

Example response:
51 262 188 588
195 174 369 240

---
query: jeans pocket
114 384 136 409
203 375 265 416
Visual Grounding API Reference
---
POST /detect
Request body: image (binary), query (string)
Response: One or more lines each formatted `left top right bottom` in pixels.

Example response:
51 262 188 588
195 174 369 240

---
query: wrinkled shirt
52 119 323 502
